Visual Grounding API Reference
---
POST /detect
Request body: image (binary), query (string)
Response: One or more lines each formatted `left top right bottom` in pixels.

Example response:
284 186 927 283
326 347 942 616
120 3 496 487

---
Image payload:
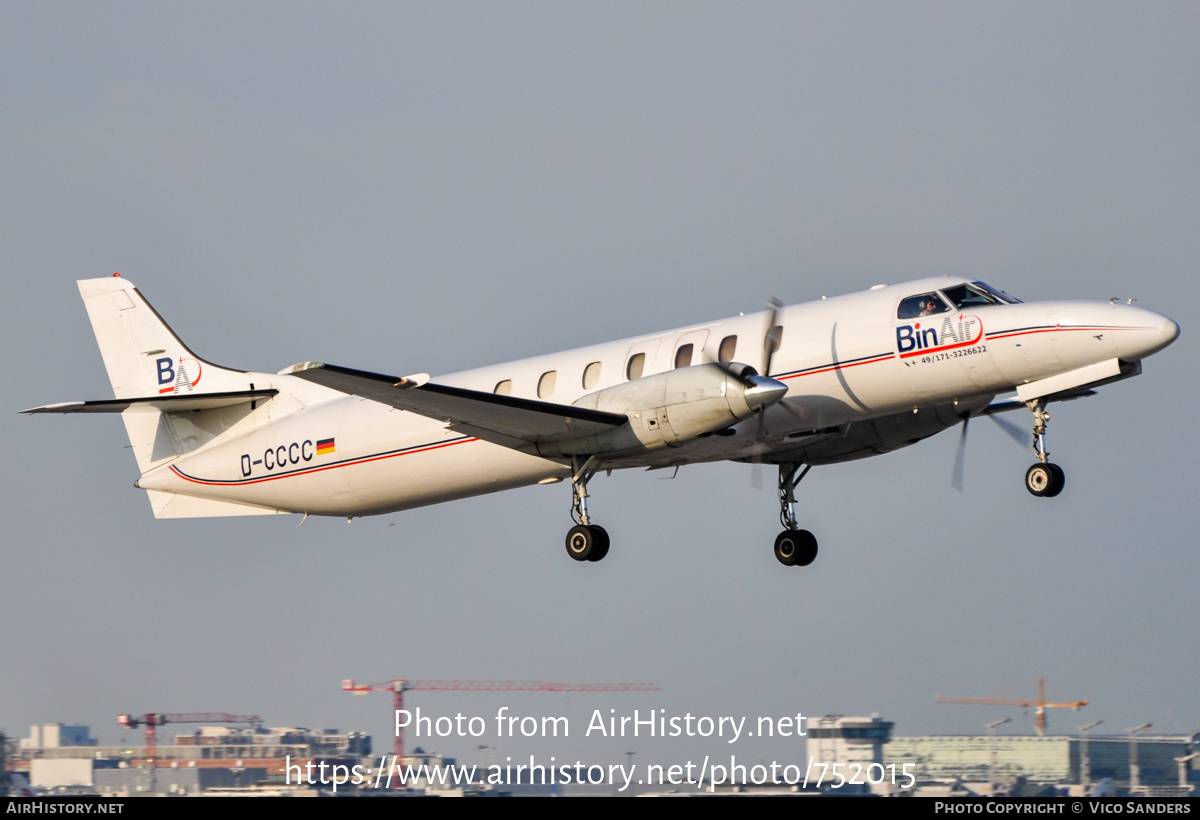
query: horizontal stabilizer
21 389 278 414
288 362 627 448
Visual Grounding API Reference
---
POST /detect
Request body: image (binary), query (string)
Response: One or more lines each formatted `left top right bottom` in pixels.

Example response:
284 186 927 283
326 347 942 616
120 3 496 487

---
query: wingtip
19 401 84 414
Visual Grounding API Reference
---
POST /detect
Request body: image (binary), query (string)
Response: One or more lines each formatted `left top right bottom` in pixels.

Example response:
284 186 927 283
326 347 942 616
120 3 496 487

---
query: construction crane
117 713 262 766
343 678 660 760
935 677 1088 736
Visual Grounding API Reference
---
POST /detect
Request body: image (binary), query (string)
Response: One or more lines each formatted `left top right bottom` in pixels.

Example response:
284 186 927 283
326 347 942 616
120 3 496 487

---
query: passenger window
674 344 693 369
897 293 951 320
537 371 556 398
626 353 645 381
494 380 512 395
582 361 601 390
718 335 737 363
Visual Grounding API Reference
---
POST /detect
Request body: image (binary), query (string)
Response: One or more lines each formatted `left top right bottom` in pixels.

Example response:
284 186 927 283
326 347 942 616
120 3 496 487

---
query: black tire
1025 463 1054 497
775 530 819 567
792 529 818 567
587 526 610 562
566 525 595 561
1045 463 1065 497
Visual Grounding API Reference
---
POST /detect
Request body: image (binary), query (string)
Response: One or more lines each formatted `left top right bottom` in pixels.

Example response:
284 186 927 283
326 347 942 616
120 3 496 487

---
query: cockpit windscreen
941 281 1022 309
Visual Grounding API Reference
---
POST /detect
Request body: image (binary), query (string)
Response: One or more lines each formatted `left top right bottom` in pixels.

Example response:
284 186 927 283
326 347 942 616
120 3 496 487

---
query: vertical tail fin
78 275 260 475
78 274 250 399
29 275 291 518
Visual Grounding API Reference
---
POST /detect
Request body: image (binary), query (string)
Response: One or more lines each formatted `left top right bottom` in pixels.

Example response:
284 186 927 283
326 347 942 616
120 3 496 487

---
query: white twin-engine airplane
26 274 1178 568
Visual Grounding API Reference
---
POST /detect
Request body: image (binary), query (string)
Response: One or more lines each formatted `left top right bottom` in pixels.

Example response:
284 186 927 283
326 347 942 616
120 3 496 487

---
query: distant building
806 715 895 795
802 717 1198 796
15 722 372 796
19 724 96 749
884 733 1198 794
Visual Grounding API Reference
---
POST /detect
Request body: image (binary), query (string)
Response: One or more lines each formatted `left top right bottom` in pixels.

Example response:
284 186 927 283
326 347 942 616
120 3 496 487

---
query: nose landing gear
1025 462 1065 497
1024 400 1065 498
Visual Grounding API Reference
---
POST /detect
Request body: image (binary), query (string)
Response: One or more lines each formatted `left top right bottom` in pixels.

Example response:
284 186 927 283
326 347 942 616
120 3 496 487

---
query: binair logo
156 356 203 393
896 315 983 358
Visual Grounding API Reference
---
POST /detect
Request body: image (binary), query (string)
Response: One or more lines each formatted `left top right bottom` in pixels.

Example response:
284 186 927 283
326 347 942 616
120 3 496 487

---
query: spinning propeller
951 412 1030 492
699 297 796 489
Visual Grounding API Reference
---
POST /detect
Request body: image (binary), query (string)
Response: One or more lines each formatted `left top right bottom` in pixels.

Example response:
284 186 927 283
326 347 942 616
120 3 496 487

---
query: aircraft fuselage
127 276 1177 518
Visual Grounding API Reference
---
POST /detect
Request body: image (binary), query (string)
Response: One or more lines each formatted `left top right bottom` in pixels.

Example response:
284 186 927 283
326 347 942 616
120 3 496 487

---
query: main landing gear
1024 399 1065 498
565 456 609 562
774 462 818 568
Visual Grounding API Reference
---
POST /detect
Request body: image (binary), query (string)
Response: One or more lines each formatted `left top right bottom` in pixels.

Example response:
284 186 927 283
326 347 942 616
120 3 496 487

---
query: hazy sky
3 3 1197 768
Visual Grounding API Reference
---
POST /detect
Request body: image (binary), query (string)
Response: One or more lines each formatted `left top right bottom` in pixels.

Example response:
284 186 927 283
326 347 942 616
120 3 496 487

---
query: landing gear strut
565 456 610 562
774 462 818 567
1024 400 1065 498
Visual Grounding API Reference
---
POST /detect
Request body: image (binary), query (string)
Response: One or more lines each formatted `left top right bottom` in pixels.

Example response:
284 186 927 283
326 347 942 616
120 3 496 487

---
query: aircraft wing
287 362 628 450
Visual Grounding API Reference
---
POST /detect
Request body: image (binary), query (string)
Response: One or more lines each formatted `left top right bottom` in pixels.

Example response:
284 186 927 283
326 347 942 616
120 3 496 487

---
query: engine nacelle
530 363 786 458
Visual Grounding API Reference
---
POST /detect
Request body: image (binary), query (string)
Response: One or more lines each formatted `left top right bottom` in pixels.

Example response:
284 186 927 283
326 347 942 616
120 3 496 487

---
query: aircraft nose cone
744 375 788 412
1161 316 1181 347
1119 308 1181 360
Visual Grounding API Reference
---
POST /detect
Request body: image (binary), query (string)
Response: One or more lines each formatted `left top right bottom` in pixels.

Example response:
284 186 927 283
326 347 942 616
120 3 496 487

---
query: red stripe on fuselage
168 437 479 487
986 325 1135 341
777 353 895 381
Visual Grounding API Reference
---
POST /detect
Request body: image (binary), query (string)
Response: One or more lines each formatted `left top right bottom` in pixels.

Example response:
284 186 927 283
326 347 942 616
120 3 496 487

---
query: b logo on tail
156 356 203 394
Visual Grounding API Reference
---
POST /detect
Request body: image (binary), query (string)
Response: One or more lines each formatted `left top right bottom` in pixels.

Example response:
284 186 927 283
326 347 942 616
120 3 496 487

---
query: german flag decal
316 438 336 456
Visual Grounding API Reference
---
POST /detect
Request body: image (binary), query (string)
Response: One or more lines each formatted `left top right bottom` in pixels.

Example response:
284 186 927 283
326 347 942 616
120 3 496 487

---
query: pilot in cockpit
898 292 951 320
